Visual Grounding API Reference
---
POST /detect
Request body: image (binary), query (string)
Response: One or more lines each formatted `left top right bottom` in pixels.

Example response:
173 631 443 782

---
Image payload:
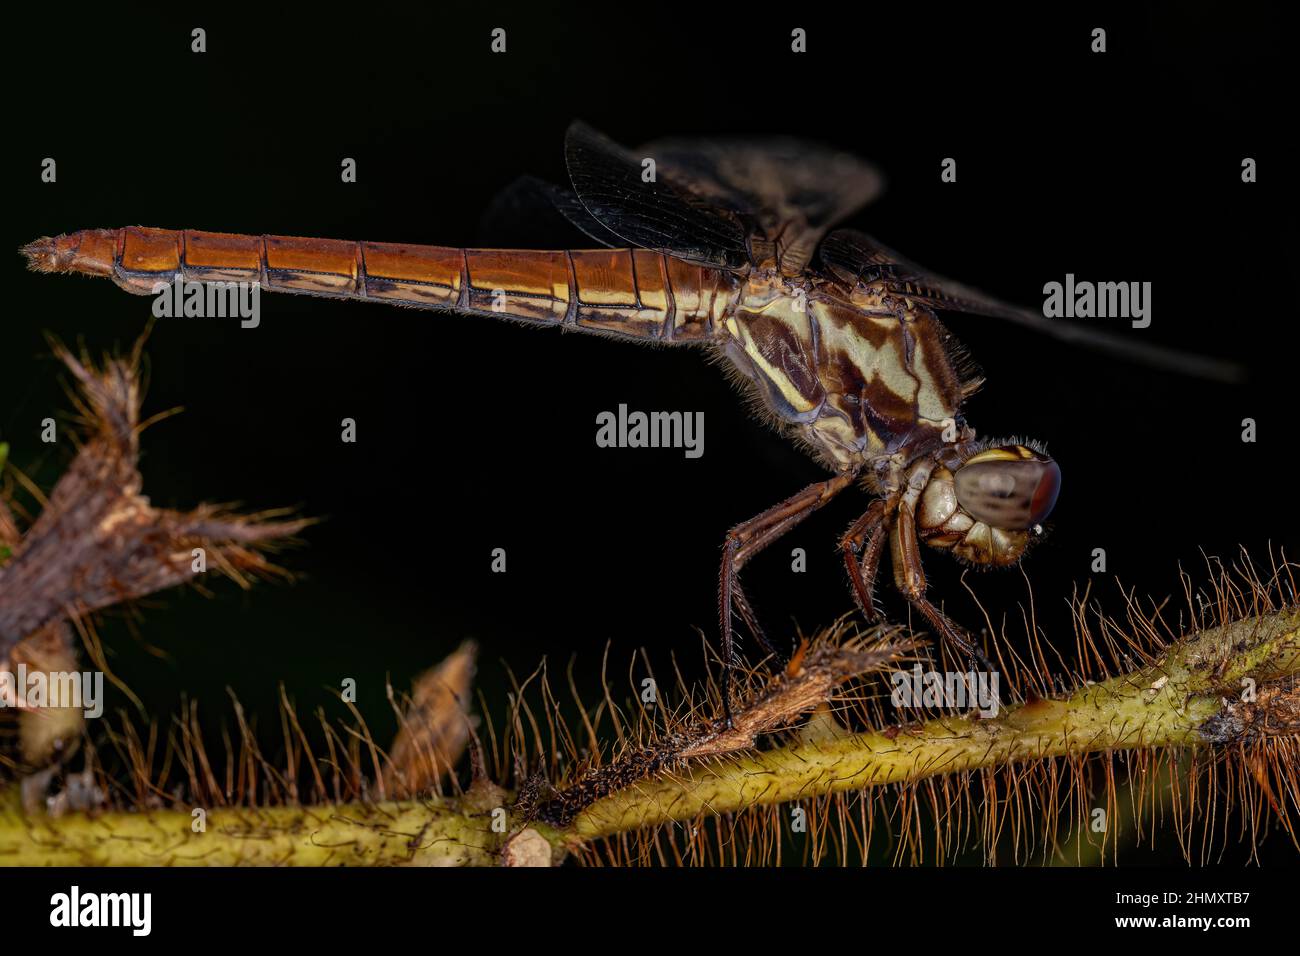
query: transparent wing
564 122 882 274
565 121 751 269
820 229 1245 383
641 132 883 275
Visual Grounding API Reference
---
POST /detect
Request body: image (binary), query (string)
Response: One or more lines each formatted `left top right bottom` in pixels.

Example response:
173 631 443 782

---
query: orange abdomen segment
27 227 734 343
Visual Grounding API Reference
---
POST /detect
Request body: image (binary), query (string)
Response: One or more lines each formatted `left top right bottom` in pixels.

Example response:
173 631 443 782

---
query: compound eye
954 449 1060 530
1027 459 1061 525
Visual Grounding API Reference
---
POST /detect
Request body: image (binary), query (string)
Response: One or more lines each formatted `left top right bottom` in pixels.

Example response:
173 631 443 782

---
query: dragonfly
22 122 1241 719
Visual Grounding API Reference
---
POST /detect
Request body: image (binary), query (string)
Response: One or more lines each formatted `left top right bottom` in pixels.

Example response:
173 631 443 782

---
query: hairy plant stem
2 608 1295 866
572 607 1300 839
0 783 516 867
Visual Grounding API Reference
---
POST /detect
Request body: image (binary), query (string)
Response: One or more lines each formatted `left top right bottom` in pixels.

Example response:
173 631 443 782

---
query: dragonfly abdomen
22 227 735 344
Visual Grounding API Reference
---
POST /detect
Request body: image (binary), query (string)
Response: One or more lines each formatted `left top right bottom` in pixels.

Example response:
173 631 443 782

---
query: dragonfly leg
840 498 893 621
889 461 999 682
730 585 776 660
718 471 856 725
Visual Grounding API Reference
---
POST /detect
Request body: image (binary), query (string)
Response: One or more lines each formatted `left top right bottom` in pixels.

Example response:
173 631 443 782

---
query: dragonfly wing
565 122 883 274
820 229 1245 383
642 134 883 275
564 122 754 270
478 175 625 248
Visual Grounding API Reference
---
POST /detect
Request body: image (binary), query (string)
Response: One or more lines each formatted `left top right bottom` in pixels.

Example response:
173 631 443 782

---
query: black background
3 2 1296 868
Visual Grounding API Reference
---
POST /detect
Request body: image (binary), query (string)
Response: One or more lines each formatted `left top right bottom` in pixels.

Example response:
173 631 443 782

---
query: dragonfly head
917 443 1060 567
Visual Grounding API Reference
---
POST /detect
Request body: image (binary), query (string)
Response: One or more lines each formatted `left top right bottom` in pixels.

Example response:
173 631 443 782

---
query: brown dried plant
0 340 306 780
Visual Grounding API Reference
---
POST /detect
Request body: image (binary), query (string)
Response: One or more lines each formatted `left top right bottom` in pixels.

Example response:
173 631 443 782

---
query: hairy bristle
2 549 1295 866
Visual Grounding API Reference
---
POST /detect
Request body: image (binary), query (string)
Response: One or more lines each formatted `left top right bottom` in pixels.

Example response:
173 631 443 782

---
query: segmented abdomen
37 227 737 344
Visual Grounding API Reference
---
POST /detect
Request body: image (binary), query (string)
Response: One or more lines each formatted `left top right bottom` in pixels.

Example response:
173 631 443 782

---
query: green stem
2 608 1295 865
571 608 1299 838
0 784 511 867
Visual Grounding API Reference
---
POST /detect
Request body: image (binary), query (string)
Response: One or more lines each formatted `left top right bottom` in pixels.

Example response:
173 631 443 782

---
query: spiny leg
726 516 801 662
730 585 774 660
718 471 856 723
858 517 891 616
889 460 999 683
840 498 892 622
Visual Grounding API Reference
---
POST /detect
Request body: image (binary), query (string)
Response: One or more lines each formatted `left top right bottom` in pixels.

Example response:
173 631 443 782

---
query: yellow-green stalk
2 607 1295 866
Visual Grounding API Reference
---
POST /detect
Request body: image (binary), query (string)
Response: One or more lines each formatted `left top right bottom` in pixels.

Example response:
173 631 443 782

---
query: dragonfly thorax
721 282 971 472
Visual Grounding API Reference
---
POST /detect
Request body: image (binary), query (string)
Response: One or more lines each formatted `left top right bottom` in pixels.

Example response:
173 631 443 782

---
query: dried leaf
0 345 307 660
383 641 477 796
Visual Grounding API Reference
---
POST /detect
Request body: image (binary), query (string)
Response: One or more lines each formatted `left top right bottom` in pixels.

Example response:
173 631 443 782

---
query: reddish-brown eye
1028 460 1061 525
954 448 1060 530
